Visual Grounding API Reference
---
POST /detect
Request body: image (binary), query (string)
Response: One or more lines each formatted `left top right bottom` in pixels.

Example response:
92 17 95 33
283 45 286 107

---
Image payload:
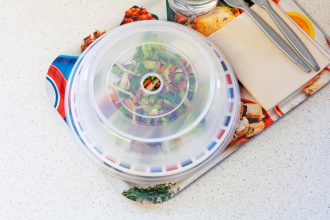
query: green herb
112 64 124 76
179 90 185 99
142 60 157 70
161 117 169 123
161 93 181 105
122 183 176 203
141 96 149 105
177 106 185 114
129 75 140 92
134 41 164 62
148 95 157 105
174 73 183 81
153 104 161 110
135 63 149 75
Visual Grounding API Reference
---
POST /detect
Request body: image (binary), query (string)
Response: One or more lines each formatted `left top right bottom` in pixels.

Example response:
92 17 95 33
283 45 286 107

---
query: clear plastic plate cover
65 21 240 184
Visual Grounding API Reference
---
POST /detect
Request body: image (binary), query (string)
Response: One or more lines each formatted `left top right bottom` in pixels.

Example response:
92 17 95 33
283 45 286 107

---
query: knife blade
252 0 320 71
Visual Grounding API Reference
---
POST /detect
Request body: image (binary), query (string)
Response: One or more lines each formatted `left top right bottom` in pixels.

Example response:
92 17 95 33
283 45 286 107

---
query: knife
224 0 311 73
252 0 320 71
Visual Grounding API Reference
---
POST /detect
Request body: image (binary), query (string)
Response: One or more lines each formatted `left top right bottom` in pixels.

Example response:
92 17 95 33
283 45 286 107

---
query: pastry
245 103 265 121
194 6 235 36
246 122 265 138
235 117 249 138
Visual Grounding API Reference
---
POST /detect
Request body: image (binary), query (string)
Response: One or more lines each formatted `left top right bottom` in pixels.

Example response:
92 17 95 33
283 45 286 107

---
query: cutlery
252 0 320 71
224 0 311 72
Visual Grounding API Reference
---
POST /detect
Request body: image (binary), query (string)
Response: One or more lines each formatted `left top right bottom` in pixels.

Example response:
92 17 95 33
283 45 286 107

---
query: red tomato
135 7 141 14
93 31 103 38
132 11 140 17
147 13 153 19
81 43 87 51
85 38 93 46
140 14 148 20
125 9 132 17
141 8 147 15
84 35 92 41
123 18 129 24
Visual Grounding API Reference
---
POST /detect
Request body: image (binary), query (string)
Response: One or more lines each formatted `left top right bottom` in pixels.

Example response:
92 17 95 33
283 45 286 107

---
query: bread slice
194 6 235 36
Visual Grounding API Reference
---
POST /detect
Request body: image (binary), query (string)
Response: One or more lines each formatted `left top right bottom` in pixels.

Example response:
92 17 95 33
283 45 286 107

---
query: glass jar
168 0 218 17
168 0 240 36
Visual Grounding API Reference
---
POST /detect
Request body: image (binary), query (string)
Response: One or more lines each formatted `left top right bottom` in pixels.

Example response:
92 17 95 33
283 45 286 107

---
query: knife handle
263 1 320 71
243 5 311 73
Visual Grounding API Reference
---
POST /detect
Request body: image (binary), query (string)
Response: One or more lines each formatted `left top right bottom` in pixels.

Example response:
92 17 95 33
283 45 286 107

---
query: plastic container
65 21 240 184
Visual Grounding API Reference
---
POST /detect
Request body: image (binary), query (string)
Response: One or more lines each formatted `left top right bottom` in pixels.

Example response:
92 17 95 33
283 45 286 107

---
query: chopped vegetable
80 30 105 52
110 40 196 125
121 6 159 25
122 183 176 203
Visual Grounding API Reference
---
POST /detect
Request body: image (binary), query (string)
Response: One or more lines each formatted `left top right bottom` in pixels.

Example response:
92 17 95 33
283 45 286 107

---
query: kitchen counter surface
0 0 329 219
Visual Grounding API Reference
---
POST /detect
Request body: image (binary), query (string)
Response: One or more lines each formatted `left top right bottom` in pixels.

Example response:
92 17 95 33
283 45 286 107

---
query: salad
109 41 196 126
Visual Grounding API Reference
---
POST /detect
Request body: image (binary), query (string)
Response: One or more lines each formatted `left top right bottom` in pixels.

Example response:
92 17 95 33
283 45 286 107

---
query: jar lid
65 21 240 184
168 0 218 17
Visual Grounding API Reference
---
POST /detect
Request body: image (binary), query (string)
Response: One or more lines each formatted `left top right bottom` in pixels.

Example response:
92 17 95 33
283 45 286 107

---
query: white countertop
0 0 329 219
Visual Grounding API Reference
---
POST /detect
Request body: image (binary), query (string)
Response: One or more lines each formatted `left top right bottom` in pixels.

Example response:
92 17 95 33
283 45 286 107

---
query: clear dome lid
65 21 240 184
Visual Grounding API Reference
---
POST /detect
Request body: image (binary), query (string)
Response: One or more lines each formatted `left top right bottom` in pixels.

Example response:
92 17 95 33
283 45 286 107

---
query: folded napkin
209 1 330 111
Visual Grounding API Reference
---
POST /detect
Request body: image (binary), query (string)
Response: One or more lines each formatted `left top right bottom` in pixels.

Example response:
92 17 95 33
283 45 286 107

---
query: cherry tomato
147 13 153 19
123 18 129 24
135 7 141 14
151 18 157 20
85 38 93 46
93 31 100 38
94 30 105 38
141 8 147 15
84 35 92 41
81 43 87 51
125 9 132 17
140 14 148 20
132 11 140 17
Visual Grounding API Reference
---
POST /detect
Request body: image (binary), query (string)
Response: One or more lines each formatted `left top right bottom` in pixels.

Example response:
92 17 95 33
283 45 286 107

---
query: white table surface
1 1 329 219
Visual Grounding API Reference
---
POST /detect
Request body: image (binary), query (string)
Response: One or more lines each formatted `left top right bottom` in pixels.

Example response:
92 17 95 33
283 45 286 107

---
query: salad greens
110 40 196 125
